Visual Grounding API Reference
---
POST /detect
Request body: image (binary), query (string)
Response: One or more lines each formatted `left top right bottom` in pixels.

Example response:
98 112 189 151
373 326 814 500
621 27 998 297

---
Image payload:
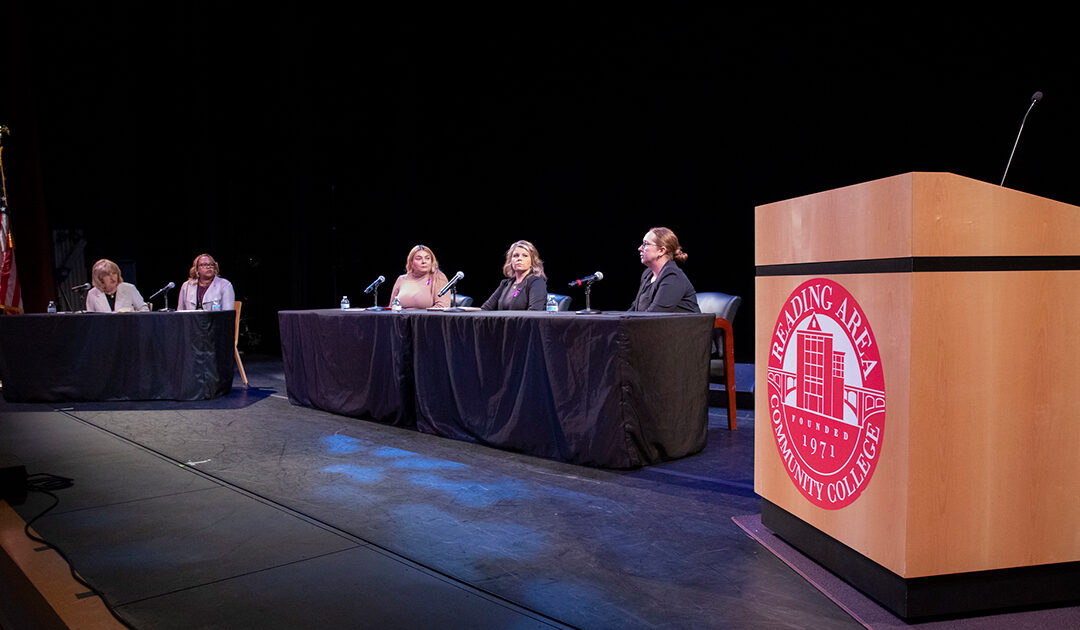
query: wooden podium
754 172 1080 618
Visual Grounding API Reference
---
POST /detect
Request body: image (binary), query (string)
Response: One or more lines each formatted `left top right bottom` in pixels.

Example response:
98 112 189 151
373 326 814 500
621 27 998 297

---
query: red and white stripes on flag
0 210 23 314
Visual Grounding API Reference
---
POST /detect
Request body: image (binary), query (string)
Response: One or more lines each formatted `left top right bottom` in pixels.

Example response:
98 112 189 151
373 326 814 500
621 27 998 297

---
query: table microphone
363 275 386 294
438 271 464 297
1000 90 1043 186
71 282 91 292
568 271 603 288
147 281 175 301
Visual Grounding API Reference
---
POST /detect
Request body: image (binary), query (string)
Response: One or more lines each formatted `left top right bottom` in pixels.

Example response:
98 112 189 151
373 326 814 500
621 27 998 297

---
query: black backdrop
3 5 1079 361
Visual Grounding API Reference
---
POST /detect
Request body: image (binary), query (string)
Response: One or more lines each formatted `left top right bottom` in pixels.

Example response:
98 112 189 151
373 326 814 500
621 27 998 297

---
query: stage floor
0 357 874 627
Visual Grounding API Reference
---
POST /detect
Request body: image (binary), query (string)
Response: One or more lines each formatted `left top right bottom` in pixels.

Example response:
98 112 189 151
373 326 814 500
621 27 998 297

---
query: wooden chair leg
715 317 738 430
234 346 248 387
724 333 737 431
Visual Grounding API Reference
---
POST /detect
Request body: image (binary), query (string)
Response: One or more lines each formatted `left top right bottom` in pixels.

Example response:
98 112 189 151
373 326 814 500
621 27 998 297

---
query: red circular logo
767 278 886 509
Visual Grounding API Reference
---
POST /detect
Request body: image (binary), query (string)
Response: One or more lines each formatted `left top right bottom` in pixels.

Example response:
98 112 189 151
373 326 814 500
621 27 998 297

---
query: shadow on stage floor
2 357 1074 628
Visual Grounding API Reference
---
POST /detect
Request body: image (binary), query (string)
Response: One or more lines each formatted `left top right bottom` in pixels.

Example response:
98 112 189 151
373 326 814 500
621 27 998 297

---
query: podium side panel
906 270 1080 576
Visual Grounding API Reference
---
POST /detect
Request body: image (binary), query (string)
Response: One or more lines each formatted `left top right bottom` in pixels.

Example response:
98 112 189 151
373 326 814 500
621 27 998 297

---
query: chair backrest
546 293 572 311
453 294 474 308
696 292 741 357
696 292 741 323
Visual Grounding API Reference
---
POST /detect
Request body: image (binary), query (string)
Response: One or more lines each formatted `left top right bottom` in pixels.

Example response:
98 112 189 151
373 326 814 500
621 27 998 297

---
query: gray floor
2 359 862 629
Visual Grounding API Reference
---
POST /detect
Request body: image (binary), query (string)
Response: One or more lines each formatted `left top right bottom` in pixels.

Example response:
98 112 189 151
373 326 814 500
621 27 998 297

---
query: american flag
0 207 21 314
0 128 23 314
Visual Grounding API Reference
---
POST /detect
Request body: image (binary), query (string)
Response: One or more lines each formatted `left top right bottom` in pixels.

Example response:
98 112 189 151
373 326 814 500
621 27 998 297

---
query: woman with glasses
389 244 452 309
629 227 700 313
481 240 548 311
178 253 236 310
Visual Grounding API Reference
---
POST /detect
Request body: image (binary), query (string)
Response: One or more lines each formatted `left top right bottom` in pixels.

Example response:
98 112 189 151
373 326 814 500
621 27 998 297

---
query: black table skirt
279 309 414 427
279 309 712 468
0 311 235 402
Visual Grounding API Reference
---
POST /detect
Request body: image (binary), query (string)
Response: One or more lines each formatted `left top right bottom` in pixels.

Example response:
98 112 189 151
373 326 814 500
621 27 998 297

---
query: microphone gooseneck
1000 91 1043 186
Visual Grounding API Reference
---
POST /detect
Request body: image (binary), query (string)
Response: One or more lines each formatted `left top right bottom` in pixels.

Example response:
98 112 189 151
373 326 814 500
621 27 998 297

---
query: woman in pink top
388 244 451 309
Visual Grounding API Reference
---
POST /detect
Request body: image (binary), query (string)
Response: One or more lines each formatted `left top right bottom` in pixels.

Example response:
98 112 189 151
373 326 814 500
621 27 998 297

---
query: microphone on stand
71 282 92 292
363 275 386 295
1000 91 1043 186
147 281 175 301
568 272 603 314
146 281 176 312
438 271 464 297
567 271 604 288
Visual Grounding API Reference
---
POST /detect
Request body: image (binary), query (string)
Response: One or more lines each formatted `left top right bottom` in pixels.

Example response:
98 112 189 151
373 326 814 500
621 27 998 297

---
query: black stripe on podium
756 256 1080 277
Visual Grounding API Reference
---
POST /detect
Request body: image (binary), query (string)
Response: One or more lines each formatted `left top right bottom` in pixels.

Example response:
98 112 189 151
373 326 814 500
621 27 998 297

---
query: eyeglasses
198 263 215 267
639 241 659 249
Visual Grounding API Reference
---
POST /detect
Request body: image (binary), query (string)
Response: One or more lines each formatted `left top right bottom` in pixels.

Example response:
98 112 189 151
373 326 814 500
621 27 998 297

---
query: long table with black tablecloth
0 311 235 402
278 309 713 468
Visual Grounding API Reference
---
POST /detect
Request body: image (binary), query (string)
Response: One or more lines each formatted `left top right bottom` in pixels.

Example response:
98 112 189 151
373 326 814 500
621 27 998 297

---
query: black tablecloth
278 309 712 468
278 309 414 427
0 311 235 402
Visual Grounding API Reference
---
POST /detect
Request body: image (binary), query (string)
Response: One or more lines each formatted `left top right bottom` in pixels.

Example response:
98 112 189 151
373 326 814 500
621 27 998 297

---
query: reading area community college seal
766 278 886 510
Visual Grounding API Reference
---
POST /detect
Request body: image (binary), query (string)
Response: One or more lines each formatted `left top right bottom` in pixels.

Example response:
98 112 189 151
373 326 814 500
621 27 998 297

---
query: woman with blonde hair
85 259 149 312
481 240 548 311
629 227 700 313
178 253 235 310
389 244 451 309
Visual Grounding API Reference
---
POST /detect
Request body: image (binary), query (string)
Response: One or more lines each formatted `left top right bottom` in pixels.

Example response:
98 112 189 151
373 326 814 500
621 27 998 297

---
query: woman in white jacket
178 253 235 311
85 259 149 313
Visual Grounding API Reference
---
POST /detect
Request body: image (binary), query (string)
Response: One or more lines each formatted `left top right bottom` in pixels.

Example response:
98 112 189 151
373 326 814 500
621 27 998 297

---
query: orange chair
234 301 248 387
696 292 741 430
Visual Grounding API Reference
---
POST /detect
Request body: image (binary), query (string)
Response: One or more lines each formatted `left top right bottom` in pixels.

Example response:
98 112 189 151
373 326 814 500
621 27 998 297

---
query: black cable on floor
22 472 138 630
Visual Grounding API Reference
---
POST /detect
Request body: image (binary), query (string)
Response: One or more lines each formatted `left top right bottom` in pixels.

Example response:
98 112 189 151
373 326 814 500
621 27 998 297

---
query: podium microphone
438 271 464 297
363 275 385 294
71 282 92 292
568 271 603 288
1001 90 1043 186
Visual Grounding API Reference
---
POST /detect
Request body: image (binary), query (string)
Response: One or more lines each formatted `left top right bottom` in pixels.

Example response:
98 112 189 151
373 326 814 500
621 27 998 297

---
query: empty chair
695 292 741 430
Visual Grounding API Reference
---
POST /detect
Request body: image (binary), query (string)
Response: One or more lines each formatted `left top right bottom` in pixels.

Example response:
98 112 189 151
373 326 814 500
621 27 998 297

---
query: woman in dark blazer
481 240 548 311
629 227 700 313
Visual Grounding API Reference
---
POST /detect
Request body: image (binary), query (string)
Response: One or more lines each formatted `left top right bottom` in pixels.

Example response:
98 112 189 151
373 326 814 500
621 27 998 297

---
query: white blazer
178 276 236 311
85 282 149 313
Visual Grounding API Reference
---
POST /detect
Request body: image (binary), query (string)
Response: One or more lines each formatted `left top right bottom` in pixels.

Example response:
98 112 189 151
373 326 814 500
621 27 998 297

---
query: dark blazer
481 274 548 311
629 260 700 313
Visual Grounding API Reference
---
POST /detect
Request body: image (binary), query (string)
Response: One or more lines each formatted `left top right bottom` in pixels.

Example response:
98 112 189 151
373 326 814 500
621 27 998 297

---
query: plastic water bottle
47 300 57 313
340 295 351 310
391 297 402 312
211 298 222 311
546 295 558 312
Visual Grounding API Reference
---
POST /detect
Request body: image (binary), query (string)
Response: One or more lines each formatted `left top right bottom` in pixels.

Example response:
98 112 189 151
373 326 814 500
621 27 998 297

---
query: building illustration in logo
767 279 886 510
